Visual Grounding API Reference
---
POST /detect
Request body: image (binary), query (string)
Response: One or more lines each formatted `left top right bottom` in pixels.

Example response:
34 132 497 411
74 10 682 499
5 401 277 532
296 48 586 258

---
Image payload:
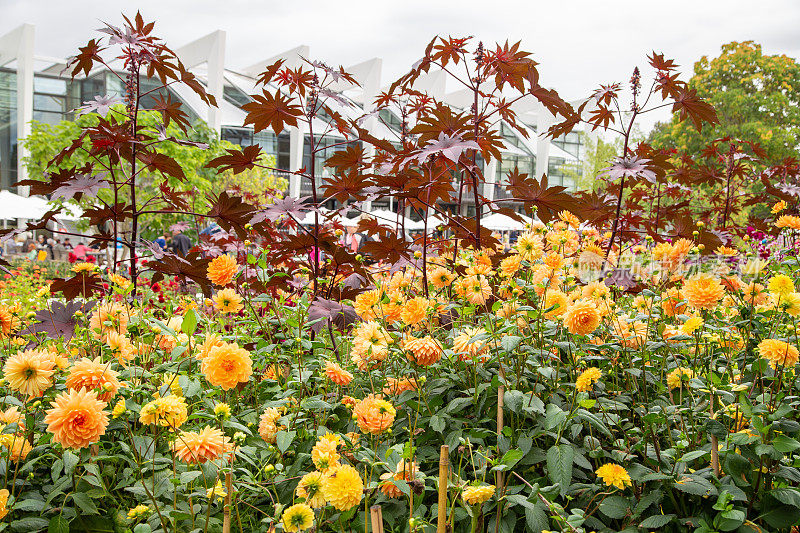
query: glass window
223 84 250 108
0 70 17 192
34 76 67 96
496 154 535 184
379 109 402 131
553 132 583 159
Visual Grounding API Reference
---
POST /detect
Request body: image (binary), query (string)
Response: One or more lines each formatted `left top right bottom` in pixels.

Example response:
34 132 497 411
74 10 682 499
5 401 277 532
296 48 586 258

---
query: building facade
0 24 598 211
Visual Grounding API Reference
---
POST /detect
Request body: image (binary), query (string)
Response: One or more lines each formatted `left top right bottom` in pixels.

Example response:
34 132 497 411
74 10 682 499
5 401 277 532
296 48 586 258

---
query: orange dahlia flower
65 357 121 402
212 288 243 314
404 335 442 366
353 394 396 434
383 377 419 395
258 407 281 443
198 333 224 360
758 339 800 369
775 215 800 230
172 426 234 463
563 299 601 336
324 361 353 386
201 342 253 390
207 254 238 286
0 406 25 432
89 302 132 341
0 306 19 338
682 273 724 310
400 297 428 326
4 349 55 398
44 388 109 449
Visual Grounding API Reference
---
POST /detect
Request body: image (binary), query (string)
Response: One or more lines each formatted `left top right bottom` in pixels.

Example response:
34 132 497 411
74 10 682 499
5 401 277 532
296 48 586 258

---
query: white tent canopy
0 190 83 221
363 209 424 231
481 212 532 231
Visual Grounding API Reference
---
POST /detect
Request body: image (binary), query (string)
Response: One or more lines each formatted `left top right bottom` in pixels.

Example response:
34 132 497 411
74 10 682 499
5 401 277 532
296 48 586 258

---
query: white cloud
2 0 798 131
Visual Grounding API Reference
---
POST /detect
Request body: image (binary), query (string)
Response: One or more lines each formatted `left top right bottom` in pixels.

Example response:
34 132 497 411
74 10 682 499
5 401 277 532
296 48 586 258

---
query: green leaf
545 404 566 431
524 502 550 532
504 389 524 414
181 470 203 484
773 434 800 453
705 419 728 439
63 450 79 476
276 430 296 453
546 444 573 496
181 308 198 335
14 499 45 512
497 449 524 471
501 335 522 352
679 449 709 463
598 495 629 519
772 487 800 508
11 518 50 531
429 414 446 433
639 514 675 528
133 525 153 533
48 516 70 533
504 493 536 510
71 492 99 515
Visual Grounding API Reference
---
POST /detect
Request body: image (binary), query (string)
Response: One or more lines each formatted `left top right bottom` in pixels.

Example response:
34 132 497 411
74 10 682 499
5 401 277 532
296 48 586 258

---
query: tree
651 41 800 164
22 110 284 238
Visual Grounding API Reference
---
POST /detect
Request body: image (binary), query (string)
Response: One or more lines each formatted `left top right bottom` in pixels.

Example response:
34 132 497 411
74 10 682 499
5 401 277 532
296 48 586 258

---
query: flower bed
0 217 798 532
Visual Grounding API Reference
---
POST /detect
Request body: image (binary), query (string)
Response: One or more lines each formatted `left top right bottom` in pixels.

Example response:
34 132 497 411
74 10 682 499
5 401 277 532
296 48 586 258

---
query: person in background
26 243 37 261
53 239 67 262
63 238 73 250
170 228 192 256
341 224 362 253
155 232 168 250
73 241 89 262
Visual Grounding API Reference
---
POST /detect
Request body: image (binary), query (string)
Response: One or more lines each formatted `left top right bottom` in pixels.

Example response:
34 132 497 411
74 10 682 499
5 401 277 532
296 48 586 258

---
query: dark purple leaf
308 297 358 333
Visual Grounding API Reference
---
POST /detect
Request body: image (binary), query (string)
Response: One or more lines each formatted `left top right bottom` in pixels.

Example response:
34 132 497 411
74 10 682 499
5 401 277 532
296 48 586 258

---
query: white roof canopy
0 190 83 221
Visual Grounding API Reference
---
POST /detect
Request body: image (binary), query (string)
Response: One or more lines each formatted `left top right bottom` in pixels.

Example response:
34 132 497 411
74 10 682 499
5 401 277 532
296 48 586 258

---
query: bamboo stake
437 445 450 533
497 382 505 492
222 471 232 533
370 505 385 533
710 395 720 477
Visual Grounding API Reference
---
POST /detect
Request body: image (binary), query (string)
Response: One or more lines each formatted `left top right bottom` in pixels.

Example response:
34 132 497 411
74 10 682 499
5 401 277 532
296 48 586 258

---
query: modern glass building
0 24 597 213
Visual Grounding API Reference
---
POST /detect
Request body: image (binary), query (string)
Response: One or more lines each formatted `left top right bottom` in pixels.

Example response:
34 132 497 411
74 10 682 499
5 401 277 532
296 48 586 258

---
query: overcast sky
3 0 799 131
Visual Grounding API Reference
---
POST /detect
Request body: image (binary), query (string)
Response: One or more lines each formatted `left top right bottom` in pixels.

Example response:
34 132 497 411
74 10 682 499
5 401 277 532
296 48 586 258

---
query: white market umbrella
364 209 422 230
0 190 82 221
481 212 527 231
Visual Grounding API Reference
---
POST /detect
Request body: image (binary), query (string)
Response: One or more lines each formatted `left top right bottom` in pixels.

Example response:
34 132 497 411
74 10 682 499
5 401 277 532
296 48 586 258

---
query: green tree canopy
651 41 800 163
22 109 286 237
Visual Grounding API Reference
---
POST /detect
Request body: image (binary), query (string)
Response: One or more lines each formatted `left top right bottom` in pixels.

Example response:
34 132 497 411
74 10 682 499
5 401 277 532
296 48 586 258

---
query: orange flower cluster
207 254 238 286
201 342 253 390
172 426 233 463
65 357 121 402
44 389 109 449
353 395 396 434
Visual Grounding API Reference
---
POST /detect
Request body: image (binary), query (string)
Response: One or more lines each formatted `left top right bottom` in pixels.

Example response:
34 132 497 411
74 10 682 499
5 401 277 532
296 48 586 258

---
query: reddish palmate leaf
21 300 96 342
504 170 576 222
69 39 104 77
361 233 411 264
50 174 110 201
207 191 258 238
136 151 186 180
148 251 213 296
308 297 358 333
672 88 718 132
206 145 264 174
152 92 190 132
50 274 104 301
243 90 303 135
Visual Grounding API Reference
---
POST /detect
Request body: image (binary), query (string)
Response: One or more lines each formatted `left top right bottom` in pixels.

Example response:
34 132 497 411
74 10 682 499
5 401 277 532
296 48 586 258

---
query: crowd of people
0 226 197 266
